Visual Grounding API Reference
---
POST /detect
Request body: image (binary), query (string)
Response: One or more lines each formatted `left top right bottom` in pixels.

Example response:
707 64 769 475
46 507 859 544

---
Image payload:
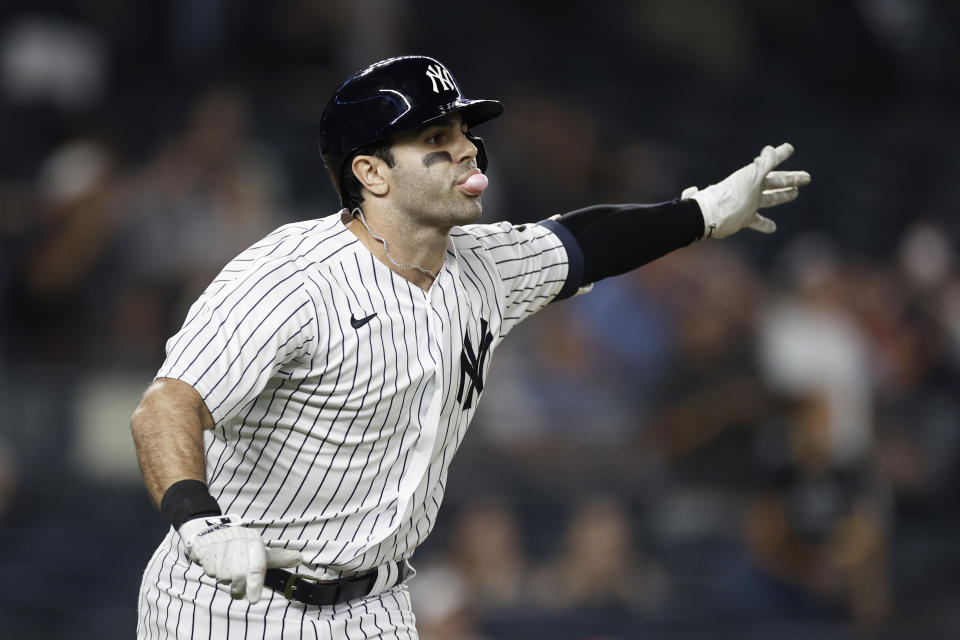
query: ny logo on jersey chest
457 318 493 410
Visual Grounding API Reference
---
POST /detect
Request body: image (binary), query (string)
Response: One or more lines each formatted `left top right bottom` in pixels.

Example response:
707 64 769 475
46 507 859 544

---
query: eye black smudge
422 151 452 168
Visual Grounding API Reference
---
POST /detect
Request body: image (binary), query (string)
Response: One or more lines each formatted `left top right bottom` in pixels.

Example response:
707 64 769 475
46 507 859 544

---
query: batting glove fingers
682 143 810 239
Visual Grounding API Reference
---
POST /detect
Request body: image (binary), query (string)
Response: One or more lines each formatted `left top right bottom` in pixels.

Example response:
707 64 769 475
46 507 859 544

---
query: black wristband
160 479 222 531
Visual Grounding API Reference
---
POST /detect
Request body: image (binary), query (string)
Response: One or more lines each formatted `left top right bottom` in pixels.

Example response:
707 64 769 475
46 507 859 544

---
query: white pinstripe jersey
156 211 578 578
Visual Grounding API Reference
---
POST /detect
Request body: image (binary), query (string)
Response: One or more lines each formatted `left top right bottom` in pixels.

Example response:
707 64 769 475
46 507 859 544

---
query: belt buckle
282 572 318 600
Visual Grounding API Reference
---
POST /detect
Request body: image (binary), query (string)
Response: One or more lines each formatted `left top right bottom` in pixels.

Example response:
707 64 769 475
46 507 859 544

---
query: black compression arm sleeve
553 199 704 286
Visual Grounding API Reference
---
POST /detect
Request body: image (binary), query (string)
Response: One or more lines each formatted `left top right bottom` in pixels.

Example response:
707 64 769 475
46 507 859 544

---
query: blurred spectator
409 563 489 640
448 499 530 613
113 85 293 364
409 499 527 639
1 16 107 111
569 271 674 404
120 85 291 288
497 91 604 221
742 395 892 629
531 497 669 617
5 137 121 367
759 235 873 465
643 243 771 470
475 301 639 446
745 234 892 628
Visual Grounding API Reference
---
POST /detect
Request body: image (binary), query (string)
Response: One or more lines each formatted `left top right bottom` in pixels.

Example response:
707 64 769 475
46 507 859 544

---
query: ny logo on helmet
425 64 455 93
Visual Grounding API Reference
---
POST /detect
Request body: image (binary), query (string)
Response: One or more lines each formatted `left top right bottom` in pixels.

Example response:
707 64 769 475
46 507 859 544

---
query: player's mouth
456 168 489 196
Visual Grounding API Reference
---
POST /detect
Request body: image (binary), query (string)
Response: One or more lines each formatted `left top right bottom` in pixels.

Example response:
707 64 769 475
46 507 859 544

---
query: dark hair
339 140 396 211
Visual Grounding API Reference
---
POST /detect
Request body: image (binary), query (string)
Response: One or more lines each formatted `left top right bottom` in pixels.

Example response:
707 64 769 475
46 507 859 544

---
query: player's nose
455 131 478 165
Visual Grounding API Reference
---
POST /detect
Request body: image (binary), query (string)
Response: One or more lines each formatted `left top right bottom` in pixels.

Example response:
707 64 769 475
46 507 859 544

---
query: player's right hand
179 514 302 603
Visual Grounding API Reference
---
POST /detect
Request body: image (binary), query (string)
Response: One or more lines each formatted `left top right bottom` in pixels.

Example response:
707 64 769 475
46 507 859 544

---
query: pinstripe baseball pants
137 532 418 639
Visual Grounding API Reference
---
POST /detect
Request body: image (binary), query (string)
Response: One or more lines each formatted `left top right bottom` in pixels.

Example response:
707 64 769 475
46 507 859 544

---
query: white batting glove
179 515 302 603
682 143 811 239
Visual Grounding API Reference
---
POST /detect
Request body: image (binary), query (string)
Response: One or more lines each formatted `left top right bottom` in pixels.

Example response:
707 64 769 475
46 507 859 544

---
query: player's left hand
681 143 811 239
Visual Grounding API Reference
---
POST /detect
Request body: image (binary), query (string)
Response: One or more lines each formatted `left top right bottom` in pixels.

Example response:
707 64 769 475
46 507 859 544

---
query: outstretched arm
547 142 810 294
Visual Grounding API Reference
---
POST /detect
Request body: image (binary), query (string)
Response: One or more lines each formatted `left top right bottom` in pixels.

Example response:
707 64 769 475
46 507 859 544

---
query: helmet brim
422 98 504 129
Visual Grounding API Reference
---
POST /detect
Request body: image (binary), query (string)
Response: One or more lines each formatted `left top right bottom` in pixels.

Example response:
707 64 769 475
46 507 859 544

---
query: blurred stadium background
1 1 958 638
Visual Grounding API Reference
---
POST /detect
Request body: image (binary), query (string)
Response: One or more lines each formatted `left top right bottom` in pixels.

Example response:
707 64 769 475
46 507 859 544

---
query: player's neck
344 207 448 291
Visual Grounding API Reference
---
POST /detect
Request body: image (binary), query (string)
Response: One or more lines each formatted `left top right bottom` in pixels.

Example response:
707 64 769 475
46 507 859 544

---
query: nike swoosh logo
350 312 377 329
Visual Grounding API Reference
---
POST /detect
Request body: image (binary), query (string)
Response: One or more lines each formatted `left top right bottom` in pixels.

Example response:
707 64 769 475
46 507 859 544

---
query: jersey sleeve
156 258 321 425
462 219 584 334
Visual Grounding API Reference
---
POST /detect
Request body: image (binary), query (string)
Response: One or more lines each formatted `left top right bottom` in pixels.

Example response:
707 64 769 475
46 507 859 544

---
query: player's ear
351 155 390 197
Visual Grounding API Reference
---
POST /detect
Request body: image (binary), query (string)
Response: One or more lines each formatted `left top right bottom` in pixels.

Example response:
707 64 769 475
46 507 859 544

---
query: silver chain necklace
351 208 437 280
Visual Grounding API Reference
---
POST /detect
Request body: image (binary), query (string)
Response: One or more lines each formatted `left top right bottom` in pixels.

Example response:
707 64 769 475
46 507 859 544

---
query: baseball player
132 55 809 638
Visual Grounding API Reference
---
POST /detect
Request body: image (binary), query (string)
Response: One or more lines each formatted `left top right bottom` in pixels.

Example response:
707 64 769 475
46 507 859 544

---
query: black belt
264 562 410 607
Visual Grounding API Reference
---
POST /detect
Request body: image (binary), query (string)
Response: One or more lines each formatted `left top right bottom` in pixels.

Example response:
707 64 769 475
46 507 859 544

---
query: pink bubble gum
461 172 488 195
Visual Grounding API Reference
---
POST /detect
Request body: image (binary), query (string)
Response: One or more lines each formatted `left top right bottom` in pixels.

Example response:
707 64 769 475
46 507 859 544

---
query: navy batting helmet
319 55 503 206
